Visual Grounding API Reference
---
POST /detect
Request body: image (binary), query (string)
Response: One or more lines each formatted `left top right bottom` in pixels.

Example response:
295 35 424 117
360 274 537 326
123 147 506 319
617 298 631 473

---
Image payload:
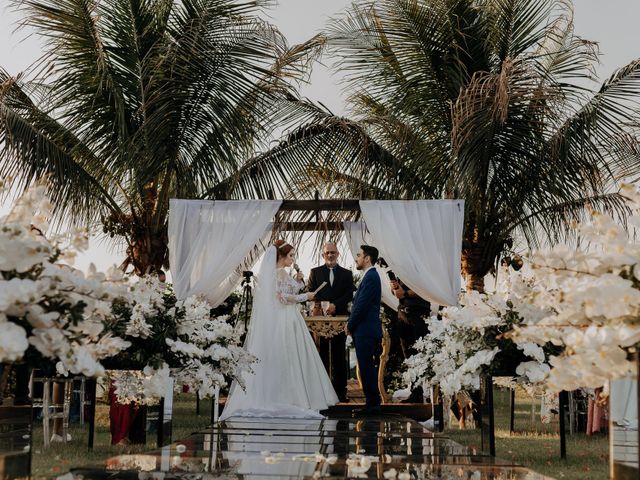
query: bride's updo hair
274 239 294 261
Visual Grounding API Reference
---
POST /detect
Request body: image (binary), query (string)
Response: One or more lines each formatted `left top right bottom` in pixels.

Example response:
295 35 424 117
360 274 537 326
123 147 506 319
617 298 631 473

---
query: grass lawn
29 388 610 479
30 392 212 479
445 387 609 480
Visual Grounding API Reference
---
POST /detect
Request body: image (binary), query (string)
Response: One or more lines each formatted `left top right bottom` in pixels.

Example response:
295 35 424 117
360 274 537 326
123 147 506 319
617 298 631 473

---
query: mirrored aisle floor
70 415 553 479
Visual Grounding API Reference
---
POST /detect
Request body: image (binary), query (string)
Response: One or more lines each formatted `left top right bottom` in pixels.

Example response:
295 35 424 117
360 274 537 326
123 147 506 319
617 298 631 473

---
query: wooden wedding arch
268 197 393 404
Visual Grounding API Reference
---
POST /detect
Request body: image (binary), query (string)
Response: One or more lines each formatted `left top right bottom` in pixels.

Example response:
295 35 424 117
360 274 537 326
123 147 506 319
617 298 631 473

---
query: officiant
308 242 354 402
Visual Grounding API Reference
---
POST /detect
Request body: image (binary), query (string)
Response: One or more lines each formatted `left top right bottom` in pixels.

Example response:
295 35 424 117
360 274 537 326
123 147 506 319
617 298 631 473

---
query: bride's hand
307 292 316 301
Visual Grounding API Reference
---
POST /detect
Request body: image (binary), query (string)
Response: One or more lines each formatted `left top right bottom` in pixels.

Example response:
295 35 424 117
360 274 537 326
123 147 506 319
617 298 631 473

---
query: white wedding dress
220 246 339 420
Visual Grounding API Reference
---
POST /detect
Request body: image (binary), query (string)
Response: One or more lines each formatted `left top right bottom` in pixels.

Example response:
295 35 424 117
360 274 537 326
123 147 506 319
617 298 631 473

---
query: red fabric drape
108 386 146 445
587 388 608 435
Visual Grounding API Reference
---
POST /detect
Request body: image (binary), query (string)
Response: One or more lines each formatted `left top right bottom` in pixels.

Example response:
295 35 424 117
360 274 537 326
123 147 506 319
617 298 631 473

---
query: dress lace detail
276 268 308 304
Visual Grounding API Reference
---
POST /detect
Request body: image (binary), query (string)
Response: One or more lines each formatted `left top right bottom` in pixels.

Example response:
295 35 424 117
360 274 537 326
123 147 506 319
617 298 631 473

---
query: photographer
390 278 431 358
390 276 431 403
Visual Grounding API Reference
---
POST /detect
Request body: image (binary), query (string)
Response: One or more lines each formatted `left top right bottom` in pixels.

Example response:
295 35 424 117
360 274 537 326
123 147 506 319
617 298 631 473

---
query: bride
220 240 339 420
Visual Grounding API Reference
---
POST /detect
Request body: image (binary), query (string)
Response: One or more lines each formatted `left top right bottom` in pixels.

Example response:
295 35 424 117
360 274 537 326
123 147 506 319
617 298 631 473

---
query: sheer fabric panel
359 200 464 306
343 220 399 311
168 199 282 306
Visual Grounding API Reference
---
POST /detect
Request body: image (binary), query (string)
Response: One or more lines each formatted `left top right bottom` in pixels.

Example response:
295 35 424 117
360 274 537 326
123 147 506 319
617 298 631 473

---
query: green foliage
254 0 640 290
210 292 241 318
105 290 180 370
0 0 322 273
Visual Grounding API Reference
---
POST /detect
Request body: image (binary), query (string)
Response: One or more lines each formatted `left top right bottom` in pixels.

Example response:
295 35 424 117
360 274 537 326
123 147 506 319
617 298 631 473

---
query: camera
242 270 253 285
377 257 397 281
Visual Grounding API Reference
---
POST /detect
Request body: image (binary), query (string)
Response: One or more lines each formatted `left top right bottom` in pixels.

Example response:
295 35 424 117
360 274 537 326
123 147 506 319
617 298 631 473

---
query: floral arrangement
403 271 553 397
109 365 172 405
406 184 640 397
106 276 255 404
167 299 256 398
0 180 255 405
508 184 640 392
0 181 131 376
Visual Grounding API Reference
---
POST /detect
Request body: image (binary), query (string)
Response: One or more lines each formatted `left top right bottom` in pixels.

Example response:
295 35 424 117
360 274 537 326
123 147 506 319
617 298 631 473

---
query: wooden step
326 402 432 421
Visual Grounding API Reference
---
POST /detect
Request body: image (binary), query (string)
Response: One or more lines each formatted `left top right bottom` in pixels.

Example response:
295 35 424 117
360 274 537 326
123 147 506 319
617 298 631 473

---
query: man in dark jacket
308 243 354 402
345 245 382 414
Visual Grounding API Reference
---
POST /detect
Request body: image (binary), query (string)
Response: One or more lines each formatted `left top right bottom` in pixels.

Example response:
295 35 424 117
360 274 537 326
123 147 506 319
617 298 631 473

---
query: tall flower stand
211 385 220 424
558 391 570 460
479 376 496 456
208 385 221 425
86 378 97 450
155 376 174 447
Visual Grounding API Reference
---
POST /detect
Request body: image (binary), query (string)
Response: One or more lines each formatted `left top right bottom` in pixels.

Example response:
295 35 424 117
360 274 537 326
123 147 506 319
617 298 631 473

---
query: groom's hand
327 303 336 316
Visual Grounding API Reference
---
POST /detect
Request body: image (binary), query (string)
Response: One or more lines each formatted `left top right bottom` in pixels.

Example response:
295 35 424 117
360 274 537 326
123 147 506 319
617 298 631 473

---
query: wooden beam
276 222 345 231
279 199 360 212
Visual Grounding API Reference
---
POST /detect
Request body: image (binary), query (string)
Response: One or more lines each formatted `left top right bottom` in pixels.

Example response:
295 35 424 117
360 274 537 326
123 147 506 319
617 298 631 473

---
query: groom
344 245 382 415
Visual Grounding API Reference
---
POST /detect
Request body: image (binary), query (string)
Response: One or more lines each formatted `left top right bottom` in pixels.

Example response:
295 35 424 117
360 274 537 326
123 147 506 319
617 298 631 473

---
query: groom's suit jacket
308 264 354 315
347 268 382 338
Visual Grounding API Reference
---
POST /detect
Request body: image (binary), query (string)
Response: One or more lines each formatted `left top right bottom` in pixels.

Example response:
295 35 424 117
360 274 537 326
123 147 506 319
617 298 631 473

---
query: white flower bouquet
404 271 553 397
167 301 257 398
105 278 255 403
0 181 131 376
508 184 640 392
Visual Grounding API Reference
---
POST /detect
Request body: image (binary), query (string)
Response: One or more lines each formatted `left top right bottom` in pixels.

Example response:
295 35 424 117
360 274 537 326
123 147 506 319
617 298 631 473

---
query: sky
1 0 640 276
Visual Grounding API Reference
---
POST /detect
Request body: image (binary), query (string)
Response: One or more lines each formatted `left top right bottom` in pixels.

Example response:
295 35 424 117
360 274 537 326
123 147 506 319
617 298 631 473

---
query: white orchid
108 277 255 403
508 183 640 392
167 295 256 396
404 269 552 397
0 182 130 375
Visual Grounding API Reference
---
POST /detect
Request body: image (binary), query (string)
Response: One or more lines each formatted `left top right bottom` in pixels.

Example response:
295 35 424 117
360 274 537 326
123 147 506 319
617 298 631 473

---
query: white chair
30 375 73 448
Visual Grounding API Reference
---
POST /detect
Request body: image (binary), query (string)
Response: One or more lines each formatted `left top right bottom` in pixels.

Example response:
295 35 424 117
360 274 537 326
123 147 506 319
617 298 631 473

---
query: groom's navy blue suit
347 267 382 408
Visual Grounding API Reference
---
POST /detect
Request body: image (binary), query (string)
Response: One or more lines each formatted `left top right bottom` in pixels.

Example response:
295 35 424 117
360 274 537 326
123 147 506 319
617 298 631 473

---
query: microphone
293 263 300 273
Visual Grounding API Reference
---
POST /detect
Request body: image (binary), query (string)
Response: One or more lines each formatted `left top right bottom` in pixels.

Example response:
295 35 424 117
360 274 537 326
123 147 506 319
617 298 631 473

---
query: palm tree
0 0 319 274
256 0 640 292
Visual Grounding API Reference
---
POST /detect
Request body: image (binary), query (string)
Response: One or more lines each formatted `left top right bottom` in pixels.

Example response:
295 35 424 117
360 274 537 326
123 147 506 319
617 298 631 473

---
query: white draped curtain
168 199 282 306
343 221 399 311
358 200 464 306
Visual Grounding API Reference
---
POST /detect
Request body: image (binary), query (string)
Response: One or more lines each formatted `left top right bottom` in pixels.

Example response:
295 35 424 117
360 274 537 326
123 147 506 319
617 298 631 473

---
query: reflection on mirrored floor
70 415 553 479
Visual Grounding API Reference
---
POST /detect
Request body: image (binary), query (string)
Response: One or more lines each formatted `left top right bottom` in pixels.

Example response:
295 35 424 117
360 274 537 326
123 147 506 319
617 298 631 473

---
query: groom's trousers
354 336 381 408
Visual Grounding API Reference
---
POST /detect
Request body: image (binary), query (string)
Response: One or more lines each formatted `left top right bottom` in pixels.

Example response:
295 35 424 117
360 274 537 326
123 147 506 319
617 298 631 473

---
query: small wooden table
305 315 391 403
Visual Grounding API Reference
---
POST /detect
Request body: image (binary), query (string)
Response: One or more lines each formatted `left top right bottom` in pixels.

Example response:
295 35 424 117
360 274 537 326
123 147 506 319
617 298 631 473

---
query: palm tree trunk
465 272 485 293
125 228 168 276
461 239 489 293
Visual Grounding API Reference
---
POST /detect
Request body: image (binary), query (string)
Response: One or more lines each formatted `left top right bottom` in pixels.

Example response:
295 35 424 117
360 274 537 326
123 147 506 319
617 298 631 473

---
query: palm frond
0 69 122 225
